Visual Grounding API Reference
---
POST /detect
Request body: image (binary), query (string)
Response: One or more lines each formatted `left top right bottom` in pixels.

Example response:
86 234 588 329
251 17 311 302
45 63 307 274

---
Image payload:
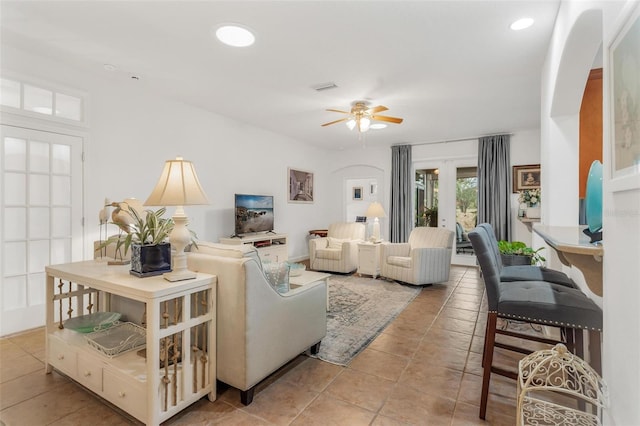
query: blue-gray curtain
390 145 412 242
477 135 511 241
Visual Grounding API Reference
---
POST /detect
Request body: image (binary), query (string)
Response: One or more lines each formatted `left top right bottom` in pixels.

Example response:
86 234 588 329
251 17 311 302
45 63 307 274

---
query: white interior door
1 125 83 336
415 157 478 266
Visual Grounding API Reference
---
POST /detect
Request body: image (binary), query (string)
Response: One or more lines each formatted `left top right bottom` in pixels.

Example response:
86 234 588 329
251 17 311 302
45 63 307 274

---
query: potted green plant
125 207 174 277
497 240 546 266
99 206 178 277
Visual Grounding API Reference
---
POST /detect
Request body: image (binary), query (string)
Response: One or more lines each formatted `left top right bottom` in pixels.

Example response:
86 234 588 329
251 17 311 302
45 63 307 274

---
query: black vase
130 243 172 277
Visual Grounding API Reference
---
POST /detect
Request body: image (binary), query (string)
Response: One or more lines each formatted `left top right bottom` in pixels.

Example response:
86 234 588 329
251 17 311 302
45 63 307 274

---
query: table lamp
365 202 386 242
144 157 209 281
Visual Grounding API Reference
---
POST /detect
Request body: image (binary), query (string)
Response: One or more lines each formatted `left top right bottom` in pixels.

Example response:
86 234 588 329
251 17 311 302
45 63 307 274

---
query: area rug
312 274 421 366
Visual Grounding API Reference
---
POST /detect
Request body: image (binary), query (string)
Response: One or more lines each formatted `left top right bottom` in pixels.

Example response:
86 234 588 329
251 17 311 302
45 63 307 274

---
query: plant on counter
497 240 545 266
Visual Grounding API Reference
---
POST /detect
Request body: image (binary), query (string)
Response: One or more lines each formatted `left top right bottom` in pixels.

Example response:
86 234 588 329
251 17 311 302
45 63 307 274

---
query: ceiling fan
321 101 404 132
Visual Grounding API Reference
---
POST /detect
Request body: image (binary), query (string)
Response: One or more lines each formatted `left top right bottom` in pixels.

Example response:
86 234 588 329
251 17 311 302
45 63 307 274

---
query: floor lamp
145 157 209 282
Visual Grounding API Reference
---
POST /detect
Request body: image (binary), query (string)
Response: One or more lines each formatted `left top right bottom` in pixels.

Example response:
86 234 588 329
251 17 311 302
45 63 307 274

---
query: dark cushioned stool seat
500 265 576 287
497 281 602 331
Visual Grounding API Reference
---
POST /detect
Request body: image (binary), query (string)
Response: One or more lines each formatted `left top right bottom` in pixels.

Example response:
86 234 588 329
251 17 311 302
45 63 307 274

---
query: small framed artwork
610 2 640 191
512 164 541 192
352 186 363 200
288 167 314 203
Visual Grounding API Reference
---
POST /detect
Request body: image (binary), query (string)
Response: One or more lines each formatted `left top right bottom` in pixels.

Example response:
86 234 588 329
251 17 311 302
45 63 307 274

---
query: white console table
45 261 216 425
219 233 288 263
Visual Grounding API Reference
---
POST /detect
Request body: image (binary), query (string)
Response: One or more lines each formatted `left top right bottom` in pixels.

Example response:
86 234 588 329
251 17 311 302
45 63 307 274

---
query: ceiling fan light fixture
346 119 356 131
370 123 387 130
510 18 534 31
215 24 255 47
359 117 371 132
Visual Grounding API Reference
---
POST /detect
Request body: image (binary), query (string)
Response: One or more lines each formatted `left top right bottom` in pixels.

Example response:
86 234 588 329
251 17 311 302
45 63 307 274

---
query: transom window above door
0 77 85 124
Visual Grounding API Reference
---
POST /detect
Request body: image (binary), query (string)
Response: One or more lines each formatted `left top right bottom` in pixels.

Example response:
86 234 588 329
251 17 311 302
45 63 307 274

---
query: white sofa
308 222 366 273
186 242 327 405
380 227 454 285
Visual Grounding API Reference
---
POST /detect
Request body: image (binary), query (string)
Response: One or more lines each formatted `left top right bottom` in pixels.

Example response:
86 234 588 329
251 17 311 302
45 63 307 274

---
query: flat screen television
235 194 274 235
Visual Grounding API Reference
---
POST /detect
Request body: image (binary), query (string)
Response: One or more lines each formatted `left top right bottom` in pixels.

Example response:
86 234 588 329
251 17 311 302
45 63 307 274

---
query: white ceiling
0 1 560 150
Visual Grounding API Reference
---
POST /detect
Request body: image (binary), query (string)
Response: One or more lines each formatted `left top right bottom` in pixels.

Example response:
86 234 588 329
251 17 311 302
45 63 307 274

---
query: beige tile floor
1 266 531 425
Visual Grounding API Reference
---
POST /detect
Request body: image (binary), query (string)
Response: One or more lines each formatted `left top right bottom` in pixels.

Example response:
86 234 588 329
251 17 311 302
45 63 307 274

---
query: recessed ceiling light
370 123 387 130
103 64 116 71
510 18 534 31
215 25 255 47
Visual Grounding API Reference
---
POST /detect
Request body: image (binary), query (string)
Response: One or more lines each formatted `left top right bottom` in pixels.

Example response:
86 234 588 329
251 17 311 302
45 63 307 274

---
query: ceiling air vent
312 82 338 92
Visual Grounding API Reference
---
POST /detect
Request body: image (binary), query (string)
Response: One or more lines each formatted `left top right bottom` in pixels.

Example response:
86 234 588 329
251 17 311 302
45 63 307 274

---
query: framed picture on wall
512 164 541 192
288 167 314 203
352 186 363 200
609 2 640 191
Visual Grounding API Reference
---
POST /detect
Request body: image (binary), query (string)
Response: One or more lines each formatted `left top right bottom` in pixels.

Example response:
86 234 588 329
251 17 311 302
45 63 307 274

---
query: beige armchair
380 227 454 285
309 222 366 273
187 242 327 405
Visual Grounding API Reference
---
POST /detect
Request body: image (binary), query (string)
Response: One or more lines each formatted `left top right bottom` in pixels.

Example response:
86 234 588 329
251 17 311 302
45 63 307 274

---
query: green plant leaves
498 240 546 265
96 206 196 256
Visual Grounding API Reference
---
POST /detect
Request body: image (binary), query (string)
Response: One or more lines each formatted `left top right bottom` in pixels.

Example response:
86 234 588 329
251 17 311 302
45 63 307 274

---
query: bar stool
468 227 603 420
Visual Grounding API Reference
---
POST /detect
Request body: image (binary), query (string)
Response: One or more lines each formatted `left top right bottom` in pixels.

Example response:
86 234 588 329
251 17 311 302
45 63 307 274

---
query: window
0 78 85 123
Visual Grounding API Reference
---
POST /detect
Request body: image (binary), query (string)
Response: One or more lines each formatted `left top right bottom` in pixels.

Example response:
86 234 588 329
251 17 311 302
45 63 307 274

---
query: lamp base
163 269 197 282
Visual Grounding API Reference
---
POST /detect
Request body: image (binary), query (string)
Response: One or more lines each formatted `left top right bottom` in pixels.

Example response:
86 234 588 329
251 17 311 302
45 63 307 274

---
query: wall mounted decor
352 186 363 200
512 164 541 193
610 2 640 191
288 167 314 203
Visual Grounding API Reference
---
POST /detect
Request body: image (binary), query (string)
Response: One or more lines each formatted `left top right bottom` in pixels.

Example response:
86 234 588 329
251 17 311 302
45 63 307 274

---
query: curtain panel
390 145 412 243
478 135 511 241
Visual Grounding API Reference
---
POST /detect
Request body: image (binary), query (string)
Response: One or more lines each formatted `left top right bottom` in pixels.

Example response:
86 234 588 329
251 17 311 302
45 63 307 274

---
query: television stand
219 233 288 263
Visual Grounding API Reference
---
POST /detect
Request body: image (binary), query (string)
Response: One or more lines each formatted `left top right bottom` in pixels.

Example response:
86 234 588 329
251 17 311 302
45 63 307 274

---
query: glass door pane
415 168 439 227
455 166 478 258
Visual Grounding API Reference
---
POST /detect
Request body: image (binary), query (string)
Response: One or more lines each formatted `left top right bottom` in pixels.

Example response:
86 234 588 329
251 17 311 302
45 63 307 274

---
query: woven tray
85 322 146 357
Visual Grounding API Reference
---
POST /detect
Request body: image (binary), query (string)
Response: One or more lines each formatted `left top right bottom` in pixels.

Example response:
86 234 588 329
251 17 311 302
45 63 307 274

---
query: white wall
541 1 639 424
1 45 332 261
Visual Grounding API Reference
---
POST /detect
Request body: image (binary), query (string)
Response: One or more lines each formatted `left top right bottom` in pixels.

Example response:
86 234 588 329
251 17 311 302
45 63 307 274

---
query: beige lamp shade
144 157 209 206
365 202 386 218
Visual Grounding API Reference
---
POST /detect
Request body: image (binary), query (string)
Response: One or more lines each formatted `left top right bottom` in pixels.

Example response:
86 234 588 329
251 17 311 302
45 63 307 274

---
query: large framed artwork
288 167 314 203
512 164 540 192
610 2 640 191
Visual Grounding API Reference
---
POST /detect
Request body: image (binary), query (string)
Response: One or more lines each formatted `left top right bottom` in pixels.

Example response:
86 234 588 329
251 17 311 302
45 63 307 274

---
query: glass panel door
415 158 478 266
1 125 83 336
454 166 478 264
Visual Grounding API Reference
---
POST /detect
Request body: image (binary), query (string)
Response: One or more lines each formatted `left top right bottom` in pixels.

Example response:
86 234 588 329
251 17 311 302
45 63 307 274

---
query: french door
415 158 478 266
1 125 83 336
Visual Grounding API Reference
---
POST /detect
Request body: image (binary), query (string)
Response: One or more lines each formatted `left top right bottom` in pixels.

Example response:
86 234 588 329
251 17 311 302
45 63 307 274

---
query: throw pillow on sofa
263 262 290 294
327 237 349 249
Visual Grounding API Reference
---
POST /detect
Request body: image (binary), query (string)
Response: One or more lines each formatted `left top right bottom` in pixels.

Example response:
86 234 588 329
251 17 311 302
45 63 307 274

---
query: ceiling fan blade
326 108 350 114
371 115 404 124
321 117 349 127
367 105 388 114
